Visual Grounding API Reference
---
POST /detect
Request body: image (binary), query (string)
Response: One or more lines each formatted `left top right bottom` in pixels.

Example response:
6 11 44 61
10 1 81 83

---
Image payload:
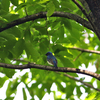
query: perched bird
46 52 58 68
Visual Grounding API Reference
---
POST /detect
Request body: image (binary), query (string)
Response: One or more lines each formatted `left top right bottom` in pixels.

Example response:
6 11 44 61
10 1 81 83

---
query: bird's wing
47 55 57 67
47 58 54 65
55 58 57 64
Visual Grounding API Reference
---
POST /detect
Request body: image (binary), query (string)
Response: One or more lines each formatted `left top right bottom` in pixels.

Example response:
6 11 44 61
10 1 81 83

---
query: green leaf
13 39 24 58
76 86 82 97
35 26 47 35
0 37 7 45
39 0 49 4
3 68 15 78
21 72 28 82
58 50 73 58
4 13 19 21
67 35 77 44
0 31 17 50
47 1 55 17
24 28 31 41
97 80 100 88
71 21 83 31
66 81 75 98
51 21 61 29
0 31 16 41
58 56 74 67
52 44 66 53
10 0 18 6
62 19 72 30
1 0 10 12
15 2 31 12
53 0 59 8
5 27 21 38
5 39 16 50
22 88 27 100
39 39 49 54
60 1 76 11
11 78 19 90
6 78 19 96
51 24 64 41
70 28 80 40
96 92 100 100
0 51 8 59
0 76 8 88
25 40 40 62
52 25 64 41
5 96 14 100
85 92 96 100
52 34 57 43
0 9 8 16
6 81 12 96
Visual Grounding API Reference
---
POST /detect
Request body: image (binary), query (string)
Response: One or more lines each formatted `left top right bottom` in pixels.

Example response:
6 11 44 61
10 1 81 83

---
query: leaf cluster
0 0 100 100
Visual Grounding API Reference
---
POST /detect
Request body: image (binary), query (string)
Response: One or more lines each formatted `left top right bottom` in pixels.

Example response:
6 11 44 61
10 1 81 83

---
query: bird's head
45 52 53 56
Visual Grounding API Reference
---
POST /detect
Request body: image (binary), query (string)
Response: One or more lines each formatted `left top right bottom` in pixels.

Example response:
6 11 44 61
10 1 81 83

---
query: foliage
0 0 100 100
85 92 100 100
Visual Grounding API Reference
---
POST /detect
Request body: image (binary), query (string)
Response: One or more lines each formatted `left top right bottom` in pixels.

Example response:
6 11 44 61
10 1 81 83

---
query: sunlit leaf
0 76 8 88
85 92 96 100
47 1 55 17
39 0 49 4
58 56 74 67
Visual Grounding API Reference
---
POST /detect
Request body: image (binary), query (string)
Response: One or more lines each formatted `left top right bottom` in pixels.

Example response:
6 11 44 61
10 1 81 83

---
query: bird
46 52 58 68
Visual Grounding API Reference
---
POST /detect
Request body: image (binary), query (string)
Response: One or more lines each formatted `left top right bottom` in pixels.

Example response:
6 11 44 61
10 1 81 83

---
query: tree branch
73 51 83 61
68 47 100 54
84 0 100 40
13 59 100 91
0 11 93 32
72 0 100 39
0 62 100 80
61 73 100 91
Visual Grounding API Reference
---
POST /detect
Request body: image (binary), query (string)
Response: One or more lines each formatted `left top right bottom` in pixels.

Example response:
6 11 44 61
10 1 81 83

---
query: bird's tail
54 62 58 68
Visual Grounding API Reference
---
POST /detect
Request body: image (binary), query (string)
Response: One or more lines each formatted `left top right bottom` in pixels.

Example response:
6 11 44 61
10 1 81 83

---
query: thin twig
68 47 100 54
73 51 83 61
24 0 28 16
61 73 100 91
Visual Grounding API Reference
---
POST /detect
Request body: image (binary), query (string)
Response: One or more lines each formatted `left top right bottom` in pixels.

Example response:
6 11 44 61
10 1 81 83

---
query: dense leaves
0 0 100 100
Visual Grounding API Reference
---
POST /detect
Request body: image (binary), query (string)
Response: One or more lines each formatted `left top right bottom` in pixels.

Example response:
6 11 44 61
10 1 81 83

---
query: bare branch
73 51 83 61
13 58 100 91
0 62 100 80
68 47 100 54
24 0 28 16
62 73 100 91
0 11 93 32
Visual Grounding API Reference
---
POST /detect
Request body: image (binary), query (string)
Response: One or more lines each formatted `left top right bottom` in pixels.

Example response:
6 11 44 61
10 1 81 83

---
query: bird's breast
47 58 54 65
